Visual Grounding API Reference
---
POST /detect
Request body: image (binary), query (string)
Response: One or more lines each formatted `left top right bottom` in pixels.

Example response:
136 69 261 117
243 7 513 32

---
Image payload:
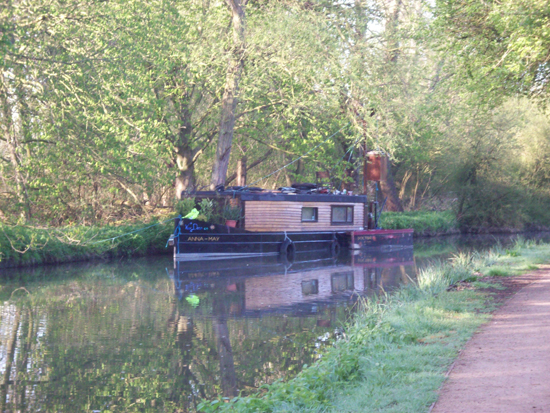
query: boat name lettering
356 235 374 242
185 222 209 232
186 236 220 242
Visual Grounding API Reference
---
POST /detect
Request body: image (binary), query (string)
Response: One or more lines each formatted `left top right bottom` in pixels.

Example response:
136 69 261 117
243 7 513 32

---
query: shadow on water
0 232 548 411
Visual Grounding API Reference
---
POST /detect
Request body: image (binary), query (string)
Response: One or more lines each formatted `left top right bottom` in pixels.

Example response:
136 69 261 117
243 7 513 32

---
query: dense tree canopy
1 0 550 228
434 0 550 99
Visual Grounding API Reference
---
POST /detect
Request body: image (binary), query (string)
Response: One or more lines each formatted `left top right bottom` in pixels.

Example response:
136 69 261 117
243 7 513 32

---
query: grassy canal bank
198 238 550 413
0 219 174 268
2 210 453 268
0 210 543 268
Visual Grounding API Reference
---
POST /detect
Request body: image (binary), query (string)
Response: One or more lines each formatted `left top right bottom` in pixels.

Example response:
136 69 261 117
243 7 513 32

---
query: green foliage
198 199 217 223
427 99 550 231
485 267 512 277
0 219 174 268
434 0 550 100
222 205 242 221
175 198 197 217
380 210 457 235
2 0 550 232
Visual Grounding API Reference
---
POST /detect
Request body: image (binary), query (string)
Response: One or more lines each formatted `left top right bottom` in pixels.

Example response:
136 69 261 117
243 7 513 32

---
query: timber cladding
243 201 364 232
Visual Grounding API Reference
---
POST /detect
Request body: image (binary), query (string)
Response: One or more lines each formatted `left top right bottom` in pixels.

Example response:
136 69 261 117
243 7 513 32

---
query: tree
0 0 110 222
211 0 246 189
434 0 550 100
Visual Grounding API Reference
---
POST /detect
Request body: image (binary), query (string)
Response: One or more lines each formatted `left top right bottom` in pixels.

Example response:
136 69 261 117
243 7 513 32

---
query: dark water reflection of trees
2 233 539 412
0 257 366 411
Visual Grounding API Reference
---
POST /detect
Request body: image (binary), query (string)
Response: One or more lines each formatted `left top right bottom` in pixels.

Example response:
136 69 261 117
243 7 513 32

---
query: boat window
331 206 353 224
301 207 318 222
302 279 319 295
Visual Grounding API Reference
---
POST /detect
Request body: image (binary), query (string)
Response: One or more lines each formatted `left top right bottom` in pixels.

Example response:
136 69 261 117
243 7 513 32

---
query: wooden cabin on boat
225 191 365 232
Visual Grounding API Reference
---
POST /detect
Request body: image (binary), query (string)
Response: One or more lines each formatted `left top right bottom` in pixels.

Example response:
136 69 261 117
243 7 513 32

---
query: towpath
432 268 550 413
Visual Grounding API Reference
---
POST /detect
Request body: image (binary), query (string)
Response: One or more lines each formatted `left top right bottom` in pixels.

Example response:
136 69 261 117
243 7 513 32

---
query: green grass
326 290 486 413
0 218 174 268
380 210 458 236
197 241 550 413
472 281 505 290
485 267 513 277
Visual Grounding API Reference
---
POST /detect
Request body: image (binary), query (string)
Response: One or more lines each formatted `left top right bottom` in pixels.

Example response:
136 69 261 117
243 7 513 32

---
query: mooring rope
166 218 182 248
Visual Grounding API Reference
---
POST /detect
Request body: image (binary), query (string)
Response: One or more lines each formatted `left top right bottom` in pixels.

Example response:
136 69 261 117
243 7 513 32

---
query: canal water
0 233 547 412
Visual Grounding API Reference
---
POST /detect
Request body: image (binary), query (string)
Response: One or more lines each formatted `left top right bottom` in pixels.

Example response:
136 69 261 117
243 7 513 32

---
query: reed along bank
0 219 173 268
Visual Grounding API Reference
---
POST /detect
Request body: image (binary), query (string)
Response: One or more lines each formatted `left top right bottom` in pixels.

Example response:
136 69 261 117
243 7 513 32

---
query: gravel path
432 269 550 413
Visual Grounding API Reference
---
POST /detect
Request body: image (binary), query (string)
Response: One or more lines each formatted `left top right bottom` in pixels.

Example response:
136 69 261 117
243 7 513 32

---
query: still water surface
0 233 546 412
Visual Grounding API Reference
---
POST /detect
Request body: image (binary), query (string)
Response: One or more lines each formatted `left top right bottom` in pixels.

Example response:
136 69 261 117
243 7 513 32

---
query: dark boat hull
174 227 340 260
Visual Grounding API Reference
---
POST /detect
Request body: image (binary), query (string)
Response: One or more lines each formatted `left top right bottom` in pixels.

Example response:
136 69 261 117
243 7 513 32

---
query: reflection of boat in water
169 249 415 317
166 248 415 400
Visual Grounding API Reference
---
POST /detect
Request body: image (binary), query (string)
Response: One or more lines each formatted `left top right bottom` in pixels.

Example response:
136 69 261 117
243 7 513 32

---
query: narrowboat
167 184 413 261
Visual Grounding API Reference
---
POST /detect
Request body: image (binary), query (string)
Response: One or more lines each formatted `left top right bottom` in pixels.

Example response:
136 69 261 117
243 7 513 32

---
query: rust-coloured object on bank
365 151 388 181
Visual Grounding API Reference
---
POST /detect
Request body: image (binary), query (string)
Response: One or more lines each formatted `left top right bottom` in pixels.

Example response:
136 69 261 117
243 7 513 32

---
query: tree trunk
210 0 245 189
0 78 31 221
174 145 196 199
225 149 273 185
386 0 403 63
294 158 305 182
379 160 404 212
236 156 247 186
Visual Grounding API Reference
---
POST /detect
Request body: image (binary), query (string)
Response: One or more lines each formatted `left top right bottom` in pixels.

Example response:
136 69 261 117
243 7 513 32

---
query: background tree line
1 0 549 230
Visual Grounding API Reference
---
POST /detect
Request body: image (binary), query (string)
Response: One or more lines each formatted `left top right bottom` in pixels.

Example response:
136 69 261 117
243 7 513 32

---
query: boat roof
186 189 366 203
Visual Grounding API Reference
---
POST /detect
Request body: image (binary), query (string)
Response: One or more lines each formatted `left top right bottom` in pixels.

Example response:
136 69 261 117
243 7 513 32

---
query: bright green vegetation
2 0 550 233
199 240 550 413
380 210 458 235
0 219 173 267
